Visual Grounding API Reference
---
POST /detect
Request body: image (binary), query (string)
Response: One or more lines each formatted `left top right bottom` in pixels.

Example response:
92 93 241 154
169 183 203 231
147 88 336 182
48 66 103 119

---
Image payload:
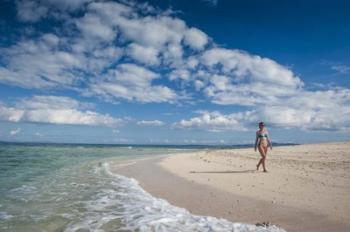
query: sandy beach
112 142 350 232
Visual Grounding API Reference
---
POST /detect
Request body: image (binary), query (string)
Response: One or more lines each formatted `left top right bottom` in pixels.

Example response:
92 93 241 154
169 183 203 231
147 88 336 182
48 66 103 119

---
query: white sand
159 142 350 226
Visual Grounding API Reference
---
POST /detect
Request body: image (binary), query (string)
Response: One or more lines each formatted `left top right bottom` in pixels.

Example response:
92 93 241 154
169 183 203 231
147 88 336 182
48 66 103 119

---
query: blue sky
0 0 349 144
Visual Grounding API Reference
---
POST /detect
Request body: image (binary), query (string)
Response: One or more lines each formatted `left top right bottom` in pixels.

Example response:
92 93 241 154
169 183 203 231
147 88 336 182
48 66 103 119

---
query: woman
254 122 272 172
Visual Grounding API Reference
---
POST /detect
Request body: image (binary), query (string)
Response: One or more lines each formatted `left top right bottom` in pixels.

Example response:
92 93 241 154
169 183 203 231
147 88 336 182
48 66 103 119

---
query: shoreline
111 142 350 232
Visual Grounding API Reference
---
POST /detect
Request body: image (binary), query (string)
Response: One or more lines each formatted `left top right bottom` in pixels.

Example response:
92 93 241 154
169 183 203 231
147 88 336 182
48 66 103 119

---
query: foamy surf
80 162 286 232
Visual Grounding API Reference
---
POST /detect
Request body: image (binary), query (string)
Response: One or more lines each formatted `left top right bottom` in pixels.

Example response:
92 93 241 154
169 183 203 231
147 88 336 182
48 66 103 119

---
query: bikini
257 131 269 147
258 133 268 138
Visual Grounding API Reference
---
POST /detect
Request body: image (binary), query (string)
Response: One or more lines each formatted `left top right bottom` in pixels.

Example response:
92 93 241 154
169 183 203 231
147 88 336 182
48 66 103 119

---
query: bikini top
257 130 268 138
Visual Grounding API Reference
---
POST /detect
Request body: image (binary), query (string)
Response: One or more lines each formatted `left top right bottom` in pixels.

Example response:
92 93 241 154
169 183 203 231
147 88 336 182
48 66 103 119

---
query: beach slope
113 142 350 232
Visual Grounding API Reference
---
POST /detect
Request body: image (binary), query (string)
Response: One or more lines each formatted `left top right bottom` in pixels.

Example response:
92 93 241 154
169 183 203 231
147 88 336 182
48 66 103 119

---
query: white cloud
331 64 350 74
0 96 122 127
169 69 191 81
194 80 205 91
202 0 219 6
85 2 191 67
127 43 159 66
118 16 186 48
75 13 116 42
10 128 21 136
2 1 191 103
186 56 199 69
174 111 252 132
17 95 94 110
201 48 302 87
24 109 118 126
0 34 84 88
2 0 350 132
89 63 177 103
16 0 91 23
0 104 25 122
259 88 350 131
87 1 133 17
184 28 208 50
198 48 303 105
16 0 48 22
137 120 165 126
5 0 302 106
175 87 350 132
45 0 91 11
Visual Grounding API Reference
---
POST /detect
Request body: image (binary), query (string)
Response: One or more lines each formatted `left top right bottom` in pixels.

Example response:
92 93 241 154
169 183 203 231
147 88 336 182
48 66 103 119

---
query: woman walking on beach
255 122 272 172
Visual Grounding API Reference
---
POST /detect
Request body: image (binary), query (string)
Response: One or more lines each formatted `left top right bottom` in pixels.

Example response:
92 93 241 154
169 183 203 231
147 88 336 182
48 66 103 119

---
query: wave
66 162 286 232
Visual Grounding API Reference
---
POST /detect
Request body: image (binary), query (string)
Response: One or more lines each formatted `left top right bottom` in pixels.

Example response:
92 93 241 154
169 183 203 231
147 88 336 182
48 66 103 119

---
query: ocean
0 143 286 232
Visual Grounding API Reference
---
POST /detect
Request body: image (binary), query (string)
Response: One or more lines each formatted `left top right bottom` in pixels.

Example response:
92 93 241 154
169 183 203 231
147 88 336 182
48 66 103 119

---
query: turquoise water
0 143 286 232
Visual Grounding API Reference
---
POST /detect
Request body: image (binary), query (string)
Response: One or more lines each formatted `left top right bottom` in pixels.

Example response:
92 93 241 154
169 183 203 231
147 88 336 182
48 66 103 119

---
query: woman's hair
259 121 265 126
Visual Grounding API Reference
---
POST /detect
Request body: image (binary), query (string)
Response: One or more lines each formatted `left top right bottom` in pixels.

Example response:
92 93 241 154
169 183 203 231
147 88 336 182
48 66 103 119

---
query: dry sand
113 141 350 232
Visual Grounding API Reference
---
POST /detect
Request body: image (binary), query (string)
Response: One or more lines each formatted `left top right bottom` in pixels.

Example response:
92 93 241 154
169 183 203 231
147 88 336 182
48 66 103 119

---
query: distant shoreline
0 140 300 148
3 139 350 148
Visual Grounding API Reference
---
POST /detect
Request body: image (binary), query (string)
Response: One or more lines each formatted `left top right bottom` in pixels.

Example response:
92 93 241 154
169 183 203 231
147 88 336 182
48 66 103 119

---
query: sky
0 0 349 144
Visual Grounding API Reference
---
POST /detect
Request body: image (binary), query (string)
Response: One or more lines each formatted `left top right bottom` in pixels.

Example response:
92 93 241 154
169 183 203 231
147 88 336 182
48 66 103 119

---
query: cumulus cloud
1 0 350 132
17 95 94 110
260 88 350 131
198 48 303 105
75 13 116 42
89 63 177 103
8 0 302 106
3 1 201 103
0 96 122 127
169 69 191 81
174 111 253 132
16 0 92 22
175 88 350 132
16 0 48 22
118 16 186 49
206 48 300 87
127 43 160 66
0 33 84 88
45 0 92 11
184 28 208 50
137 120 165 126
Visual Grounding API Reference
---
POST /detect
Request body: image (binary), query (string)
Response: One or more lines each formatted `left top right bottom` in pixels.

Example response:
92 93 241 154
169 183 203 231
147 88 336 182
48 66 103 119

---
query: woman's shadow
190 169 256 174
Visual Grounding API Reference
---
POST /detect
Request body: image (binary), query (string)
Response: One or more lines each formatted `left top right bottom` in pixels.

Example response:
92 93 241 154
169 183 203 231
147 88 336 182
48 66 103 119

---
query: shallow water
0 143 286 232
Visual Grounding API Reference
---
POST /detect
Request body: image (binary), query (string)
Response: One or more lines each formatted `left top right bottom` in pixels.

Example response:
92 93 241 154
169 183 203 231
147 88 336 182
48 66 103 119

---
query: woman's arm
268 137 272 150
254 132 258 151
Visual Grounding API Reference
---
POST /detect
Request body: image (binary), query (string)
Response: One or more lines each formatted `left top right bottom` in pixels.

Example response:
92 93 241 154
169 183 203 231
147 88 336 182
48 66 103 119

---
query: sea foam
95 162 287 232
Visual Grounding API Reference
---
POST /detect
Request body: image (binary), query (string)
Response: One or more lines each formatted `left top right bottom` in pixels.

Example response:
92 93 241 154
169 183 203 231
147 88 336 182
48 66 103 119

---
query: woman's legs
257 145 267 172
263 146 268 172
256 153 263 170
